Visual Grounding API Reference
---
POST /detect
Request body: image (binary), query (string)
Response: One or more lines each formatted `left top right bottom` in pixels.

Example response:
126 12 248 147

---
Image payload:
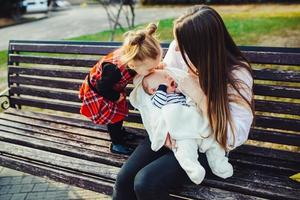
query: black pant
107 120 124 145
112 136 217 200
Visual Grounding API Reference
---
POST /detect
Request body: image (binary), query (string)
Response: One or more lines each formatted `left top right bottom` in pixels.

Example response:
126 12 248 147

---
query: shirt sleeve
163 40 188 72
95 62 122 101
151 84 168 109
226 68 254 150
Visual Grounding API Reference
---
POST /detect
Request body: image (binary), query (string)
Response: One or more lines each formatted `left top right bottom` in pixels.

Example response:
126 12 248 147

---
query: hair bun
130 32 146 45
146 23 158 35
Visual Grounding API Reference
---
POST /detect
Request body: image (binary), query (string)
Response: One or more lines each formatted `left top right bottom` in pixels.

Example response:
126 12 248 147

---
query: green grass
69 14 300 46
0 50 7 70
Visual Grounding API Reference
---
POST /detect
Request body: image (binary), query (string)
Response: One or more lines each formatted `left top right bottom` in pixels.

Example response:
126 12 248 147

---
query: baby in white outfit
140 69 233 184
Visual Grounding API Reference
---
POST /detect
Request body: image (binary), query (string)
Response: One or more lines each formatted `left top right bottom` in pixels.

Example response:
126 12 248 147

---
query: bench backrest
7 40 300 151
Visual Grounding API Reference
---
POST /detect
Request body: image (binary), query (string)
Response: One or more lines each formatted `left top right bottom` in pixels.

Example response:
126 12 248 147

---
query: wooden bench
0 40 299 200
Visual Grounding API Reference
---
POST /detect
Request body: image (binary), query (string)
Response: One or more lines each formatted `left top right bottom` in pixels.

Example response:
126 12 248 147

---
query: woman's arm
227 68 254 150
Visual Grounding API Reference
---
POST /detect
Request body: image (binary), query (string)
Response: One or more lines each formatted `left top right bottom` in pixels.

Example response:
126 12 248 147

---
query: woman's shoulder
231 63 253 88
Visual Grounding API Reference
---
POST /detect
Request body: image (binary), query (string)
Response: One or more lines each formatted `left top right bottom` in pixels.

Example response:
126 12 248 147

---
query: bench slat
0 117 110 146
253 68 300 82
9 86 300 116
0 123 111 151
10 43 118 55
9 54 98 67
243 51 300 65
254 115 300 132
254 100 300 116
11 75 299 99
249 128 300 146
10 96 80 113
254 84 300 99
236 145 300 163
9 76 82 90
8 66 88 79
0 113 109 140
10 86 81 102
0 130 125 167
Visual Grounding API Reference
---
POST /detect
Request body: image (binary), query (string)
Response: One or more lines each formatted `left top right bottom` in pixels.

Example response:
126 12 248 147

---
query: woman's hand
164 132 177 150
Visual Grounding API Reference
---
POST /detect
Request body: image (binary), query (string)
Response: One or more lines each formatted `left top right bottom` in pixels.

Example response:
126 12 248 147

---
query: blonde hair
120 23 161 65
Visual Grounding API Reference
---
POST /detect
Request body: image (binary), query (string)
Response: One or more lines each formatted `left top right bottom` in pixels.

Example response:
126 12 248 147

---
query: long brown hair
174 5 255 150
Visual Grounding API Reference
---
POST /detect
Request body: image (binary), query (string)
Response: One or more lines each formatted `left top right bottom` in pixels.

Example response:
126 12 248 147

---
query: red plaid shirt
79 49 135 124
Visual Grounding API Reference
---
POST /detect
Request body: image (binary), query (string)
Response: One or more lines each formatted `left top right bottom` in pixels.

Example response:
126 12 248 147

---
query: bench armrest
0 87 10 110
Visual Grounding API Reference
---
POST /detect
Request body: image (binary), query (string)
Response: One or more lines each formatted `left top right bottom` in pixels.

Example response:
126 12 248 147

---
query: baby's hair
120 23 161 65
142 73 153 95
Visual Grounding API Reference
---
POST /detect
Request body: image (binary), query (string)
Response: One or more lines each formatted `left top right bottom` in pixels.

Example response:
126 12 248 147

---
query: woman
113 5 254 200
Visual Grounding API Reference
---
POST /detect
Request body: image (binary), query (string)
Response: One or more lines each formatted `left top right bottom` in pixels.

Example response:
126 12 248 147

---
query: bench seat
0 109 299 200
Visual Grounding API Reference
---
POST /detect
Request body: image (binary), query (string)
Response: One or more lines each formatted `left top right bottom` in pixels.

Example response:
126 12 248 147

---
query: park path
0 5 188 50
0 166 111 200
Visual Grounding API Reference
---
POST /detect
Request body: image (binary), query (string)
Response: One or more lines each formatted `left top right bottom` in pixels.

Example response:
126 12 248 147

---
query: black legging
112 136 217 200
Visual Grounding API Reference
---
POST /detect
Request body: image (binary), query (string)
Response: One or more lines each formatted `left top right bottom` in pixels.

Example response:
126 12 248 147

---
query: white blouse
163 40 254 150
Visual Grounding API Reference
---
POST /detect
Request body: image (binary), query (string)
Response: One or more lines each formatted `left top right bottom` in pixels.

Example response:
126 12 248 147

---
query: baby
142 70 188 108
141 69 233 184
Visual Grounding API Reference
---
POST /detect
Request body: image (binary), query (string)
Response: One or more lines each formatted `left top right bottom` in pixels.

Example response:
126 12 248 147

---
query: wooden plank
8 66 88 79
0 123 110 151
254 100 300 116
230 151 299 174
9 76 82 90
254 115 300 132
10 86 81 103
235 145 300 163
0 140 120 178
10 43 118 55
254 84 300 99
253 69 300 82
173 184 268 200
10 96 80 113
0 131 126 167
0 112 109 140
3 109 108 132
9 54 98 67
249 128 300 147
3 109 147 137
243 51 300 65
